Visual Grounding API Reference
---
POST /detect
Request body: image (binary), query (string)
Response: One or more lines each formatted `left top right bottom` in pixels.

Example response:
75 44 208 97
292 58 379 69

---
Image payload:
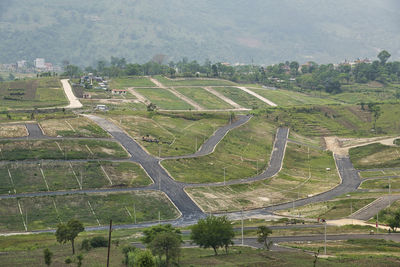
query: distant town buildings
34 58 46 69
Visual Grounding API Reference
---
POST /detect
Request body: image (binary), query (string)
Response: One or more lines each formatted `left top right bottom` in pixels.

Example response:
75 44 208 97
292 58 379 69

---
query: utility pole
195 137 197 152
133 204 136 224
241 209 244 246
389 178 391 206
223 167 226 186
158 211 161 224
106 220 112 267
324 221 327 255
376 212 379 234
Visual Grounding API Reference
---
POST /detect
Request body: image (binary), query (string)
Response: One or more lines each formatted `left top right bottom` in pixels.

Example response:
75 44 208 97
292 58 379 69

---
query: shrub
90 236 108 248
81 239 91 251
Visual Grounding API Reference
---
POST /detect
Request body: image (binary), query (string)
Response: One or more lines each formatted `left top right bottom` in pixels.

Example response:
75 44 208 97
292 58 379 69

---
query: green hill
0 0 399 65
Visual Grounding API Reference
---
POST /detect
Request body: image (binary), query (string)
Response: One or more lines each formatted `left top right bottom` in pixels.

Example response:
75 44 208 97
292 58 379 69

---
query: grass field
0 161 151 195
284 239 400 262
248 88 339 106
360 178 400 189
0 124 27 138
259 103 400 138
109 76 155 88
359 170 400 179
0 78 68 110
0 191 179 232
107 112 231 157
39 116 109 138
162 116 274 184
134 88 193 110
174 87 233 109
185 143 340 212
213 87 267 109
350 143 400 169
278 197 376 219
0 139 128 161
154 76 237 86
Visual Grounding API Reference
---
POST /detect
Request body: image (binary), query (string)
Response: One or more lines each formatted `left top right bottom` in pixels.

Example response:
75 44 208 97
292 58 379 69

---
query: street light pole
324 221 327 255
223 167 226 186
241 209 244 246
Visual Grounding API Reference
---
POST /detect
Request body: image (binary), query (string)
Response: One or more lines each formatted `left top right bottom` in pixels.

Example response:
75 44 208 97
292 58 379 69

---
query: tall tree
150 232 181 266
256 226 273 250
191 215 235 255
378 50 391 65
55 219 84 254
142 224 182 246
43 248 53 266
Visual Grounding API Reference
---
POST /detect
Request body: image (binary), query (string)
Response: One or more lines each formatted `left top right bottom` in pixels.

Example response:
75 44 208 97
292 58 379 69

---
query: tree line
62 50 400 95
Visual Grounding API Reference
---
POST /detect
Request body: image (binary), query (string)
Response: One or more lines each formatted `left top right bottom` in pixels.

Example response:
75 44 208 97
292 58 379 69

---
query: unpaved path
325 136 400 156
237 86 277 107
61 79 83 109
349 194 400 221
149 77 204 110
127 87 151 105
203 87 245 109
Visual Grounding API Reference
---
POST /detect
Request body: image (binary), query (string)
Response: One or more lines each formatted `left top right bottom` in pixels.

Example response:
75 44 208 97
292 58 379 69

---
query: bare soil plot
39 116 109 138
0 125 27 138
186 143 340 212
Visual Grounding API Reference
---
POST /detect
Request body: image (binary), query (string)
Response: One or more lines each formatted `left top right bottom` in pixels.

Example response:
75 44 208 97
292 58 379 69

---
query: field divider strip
99 163 113 185
125 207 133 219
87 201 101 226
40 168 50 191
55 141 64 154
17 200 27 231
7 168 17 194
65 120 76 132
69 162 83 189
86 145 94 155
52 199 63 223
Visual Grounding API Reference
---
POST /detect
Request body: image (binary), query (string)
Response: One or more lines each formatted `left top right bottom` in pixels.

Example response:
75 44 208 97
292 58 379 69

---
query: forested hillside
0 0 399 65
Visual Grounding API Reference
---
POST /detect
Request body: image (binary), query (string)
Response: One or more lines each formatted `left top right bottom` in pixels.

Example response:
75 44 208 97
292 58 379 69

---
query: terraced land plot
0 125 27 138
154 76 236 86
135 88 193 110
39 116 109 138
162 117 275 183
107 112 230 157
264 104 400 138
360 178 400 190
359 169 400 179
174 87 233 109
278 197 376 219
350 143 400 169
110 77 156 88
185 143 340 212
0 191 180 232
212 87 268 109
0 161 151 194
0 78 68 110
0 139 128 161
248 88 338 106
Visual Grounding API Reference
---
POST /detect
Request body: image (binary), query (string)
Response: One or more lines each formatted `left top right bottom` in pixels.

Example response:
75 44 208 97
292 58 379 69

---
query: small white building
111 89 127 95
96 104 108 111
34 58 46 69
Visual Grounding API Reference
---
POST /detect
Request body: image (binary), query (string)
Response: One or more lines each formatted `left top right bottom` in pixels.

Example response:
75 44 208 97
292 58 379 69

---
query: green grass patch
0 139 128 161
249 88 339 106
350 143 400 169
154 75 237 86
213 87 267 109
0 161 151 195
0 78 68 109
360 178 400 190
174 87 233 109
135 88 193 110
0 191 179 232
109 76 156 87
